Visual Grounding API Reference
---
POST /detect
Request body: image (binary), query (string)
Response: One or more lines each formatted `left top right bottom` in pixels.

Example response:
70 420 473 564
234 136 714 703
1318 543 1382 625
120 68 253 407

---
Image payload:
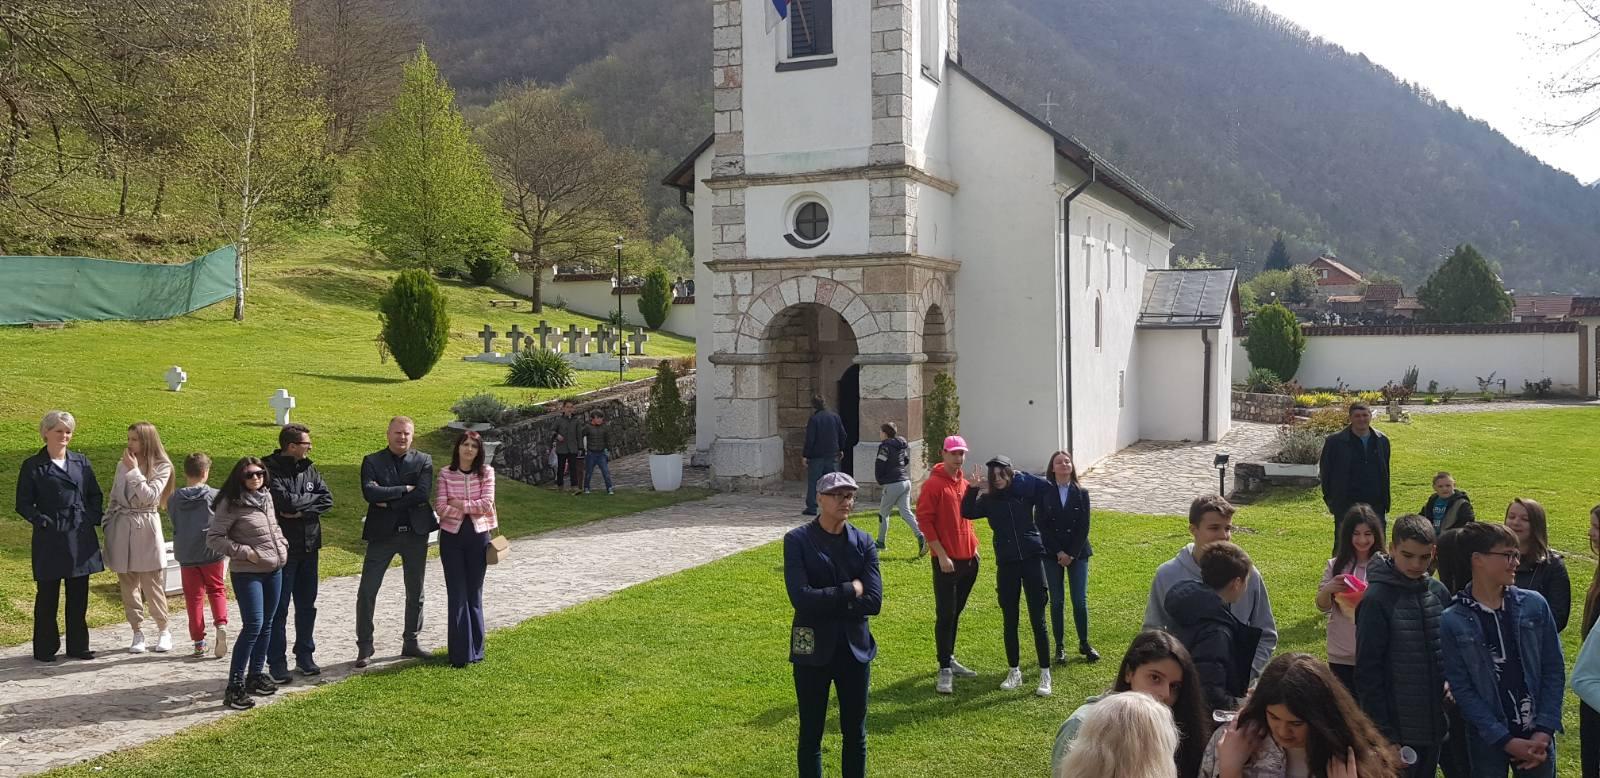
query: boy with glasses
1441 522 1565 777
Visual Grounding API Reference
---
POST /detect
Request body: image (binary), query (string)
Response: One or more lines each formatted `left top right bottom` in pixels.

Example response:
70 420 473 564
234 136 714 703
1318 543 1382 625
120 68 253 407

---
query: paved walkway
1406 398 1599 415
0 491 798 776
1078 421 1280 515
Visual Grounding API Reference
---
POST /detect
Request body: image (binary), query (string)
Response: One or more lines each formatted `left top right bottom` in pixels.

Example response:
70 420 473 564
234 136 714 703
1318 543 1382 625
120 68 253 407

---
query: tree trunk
0 91 25 198
118 167 130 218
50 114 64 175
234 0 260 322
151 175 166 218
532 271 544 313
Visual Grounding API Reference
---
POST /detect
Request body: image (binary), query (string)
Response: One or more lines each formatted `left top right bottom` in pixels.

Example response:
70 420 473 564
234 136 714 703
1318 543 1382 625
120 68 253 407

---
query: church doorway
768 302 859 481
836 364 860 476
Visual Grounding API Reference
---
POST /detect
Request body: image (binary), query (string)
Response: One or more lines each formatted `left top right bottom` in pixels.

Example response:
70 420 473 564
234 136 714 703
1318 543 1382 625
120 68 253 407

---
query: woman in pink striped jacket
433 431 498 668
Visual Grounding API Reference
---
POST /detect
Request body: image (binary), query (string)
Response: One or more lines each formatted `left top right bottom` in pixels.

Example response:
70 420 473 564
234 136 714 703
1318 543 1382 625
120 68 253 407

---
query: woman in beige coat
104 421 175 653
207 456 287 710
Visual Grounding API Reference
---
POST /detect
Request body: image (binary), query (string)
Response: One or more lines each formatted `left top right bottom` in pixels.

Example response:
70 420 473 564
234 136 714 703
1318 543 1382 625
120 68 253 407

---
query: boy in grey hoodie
1141 495 1277 679
170 453 228 657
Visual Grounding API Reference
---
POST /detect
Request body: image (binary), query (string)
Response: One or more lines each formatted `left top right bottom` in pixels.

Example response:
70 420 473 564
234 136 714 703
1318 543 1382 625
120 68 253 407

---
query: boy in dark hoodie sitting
1419 471 1475 536
169 453 228 658
1164 540 1262 715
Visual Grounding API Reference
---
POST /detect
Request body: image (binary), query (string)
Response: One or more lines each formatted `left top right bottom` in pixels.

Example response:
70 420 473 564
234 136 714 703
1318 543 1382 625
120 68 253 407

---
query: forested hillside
412 0 1600 291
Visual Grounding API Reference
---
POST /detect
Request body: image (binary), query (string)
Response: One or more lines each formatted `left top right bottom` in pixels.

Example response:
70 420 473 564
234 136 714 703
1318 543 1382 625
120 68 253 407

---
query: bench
489 299 522 309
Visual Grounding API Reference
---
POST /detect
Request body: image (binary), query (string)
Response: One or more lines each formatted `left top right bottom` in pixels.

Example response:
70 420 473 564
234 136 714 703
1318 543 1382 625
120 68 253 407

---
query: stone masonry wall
1231 390 1294 424
487 375 697 486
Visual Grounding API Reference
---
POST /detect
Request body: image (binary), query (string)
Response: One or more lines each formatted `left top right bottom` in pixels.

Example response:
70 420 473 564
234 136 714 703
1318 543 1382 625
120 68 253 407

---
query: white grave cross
164 366 188 392
269 389 296 426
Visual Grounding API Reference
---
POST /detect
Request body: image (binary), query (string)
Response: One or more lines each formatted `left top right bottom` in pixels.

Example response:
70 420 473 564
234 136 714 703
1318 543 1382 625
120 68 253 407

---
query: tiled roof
1512 295 1574 319
1310 255 1363 284
1394 297 1423 310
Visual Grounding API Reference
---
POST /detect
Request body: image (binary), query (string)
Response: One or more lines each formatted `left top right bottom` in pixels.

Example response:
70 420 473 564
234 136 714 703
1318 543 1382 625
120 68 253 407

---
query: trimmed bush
465 253 509 286
1272 426 1324 464
645 361 691 454
507 349 575 388
379 269 451 380
451 392 508 424
922 371 961 470
637 267 673 330
1304 408 1348 435
1244 302 1306 382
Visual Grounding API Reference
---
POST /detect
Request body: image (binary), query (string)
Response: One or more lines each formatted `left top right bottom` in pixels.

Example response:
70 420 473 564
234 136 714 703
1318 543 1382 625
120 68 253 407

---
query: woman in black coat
15 410 105 662
1037 450 1098 664
960 454 1055 696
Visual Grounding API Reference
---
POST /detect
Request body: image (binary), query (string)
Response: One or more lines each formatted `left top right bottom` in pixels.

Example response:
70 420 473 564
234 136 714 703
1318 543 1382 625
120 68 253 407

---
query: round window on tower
785 199 830 249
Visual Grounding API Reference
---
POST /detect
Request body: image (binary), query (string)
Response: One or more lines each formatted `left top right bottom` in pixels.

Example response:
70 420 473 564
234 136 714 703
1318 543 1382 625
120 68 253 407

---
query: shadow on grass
293 372 406 386
745 670 1027 735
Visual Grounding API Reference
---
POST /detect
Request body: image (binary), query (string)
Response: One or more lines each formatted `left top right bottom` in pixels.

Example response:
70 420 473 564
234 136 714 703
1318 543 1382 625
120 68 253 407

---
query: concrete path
1078 421 1280 515
0 490 801 776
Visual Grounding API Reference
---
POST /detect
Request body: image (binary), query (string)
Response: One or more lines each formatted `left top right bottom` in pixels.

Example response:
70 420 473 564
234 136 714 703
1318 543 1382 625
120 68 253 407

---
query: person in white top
103 421 175 653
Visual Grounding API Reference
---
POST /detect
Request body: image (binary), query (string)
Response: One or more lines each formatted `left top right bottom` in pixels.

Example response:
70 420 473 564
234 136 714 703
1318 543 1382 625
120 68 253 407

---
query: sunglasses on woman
244 470 267 479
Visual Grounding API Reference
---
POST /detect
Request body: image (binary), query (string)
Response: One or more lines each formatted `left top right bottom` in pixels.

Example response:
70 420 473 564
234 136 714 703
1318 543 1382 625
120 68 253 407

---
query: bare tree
291 0 420 152
1546 0 1600 131
477 83 644 312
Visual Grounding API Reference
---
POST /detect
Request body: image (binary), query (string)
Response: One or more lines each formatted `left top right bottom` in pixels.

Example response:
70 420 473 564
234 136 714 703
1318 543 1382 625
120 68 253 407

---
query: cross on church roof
1039 92 1059 126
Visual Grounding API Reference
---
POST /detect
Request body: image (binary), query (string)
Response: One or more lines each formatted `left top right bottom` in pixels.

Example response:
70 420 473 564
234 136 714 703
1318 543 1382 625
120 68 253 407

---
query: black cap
986 454 1012 468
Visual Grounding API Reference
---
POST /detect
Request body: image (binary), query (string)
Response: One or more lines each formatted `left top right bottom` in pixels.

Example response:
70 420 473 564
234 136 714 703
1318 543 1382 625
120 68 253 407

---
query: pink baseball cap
943 435 969 453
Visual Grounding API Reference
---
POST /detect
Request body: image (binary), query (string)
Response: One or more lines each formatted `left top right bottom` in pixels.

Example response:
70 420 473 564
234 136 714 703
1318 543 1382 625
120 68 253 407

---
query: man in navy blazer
784 471 881 778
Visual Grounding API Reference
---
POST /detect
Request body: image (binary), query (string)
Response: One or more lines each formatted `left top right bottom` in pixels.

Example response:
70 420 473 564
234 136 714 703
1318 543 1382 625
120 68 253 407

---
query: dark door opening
836 364 860 476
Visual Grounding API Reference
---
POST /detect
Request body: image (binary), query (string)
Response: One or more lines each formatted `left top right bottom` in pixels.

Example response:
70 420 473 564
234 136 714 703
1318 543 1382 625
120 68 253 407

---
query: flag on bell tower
765 0 790 32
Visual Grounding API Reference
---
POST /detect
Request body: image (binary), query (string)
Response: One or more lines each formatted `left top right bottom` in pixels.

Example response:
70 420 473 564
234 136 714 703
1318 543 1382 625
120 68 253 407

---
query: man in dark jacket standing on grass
802 395 848 516
1355 514 1450 778
264 423 333 680
1320 402 1391 552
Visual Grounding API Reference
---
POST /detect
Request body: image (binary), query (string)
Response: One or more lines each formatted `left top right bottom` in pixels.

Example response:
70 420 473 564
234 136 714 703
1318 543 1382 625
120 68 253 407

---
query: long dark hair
1112 630 1211 778
1043 449 1080 487
211 456 270 510
1435 527 1472 593
1332 504 1385 575
1584 504 1600 635
1237 654 1401 778
450 430 485 474
1509 497 1553 564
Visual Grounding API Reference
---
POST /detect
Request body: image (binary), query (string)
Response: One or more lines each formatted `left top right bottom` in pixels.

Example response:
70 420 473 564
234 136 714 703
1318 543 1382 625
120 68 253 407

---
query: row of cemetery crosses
464 321 651 364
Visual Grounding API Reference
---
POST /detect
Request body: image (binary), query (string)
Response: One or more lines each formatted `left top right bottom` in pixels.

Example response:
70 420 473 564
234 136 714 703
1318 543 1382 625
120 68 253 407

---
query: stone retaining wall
1231 391 1295 424
1229 461 1320 503
485 373 697 486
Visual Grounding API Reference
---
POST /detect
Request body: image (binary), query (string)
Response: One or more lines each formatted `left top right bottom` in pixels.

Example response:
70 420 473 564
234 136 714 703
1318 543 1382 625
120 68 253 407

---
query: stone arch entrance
768 302 859 481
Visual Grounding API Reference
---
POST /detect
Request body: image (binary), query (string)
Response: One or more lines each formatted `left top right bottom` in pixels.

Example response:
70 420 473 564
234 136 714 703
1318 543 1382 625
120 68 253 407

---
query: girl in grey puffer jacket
206 457 288 709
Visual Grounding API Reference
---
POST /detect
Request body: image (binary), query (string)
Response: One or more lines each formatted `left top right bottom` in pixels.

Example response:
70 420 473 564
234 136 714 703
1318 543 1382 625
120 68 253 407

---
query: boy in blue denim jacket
1441 522 1565 777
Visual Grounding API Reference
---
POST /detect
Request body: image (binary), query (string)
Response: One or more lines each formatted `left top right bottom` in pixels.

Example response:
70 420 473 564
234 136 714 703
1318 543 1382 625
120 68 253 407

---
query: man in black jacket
263 423 333 680
802 396 848 517
873 422 924 555
1320 402 1391 551
1164 541 1262 715
1355 514 1449 778
355 416 436 666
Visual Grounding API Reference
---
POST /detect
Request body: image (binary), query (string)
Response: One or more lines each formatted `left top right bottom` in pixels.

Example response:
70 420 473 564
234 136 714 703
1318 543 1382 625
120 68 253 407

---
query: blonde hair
40 410 76 436
127 421 176 508
1055 692 1179 778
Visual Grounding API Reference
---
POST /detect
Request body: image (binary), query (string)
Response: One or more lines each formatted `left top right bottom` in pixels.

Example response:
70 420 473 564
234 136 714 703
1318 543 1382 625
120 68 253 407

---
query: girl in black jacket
1506 497 1571 632
1038 450 1097 664
960 454 1053 696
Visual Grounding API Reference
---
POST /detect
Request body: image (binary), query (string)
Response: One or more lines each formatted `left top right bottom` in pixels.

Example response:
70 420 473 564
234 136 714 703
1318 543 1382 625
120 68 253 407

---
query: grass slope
49 408 1600 776
0 231 701 646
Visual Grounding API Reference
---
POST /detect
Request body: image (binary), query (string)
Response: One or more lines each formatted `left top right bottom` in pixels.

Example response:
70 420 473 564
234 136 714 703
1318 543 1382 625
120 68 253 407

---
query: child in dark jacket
960 454 1054 697
581 410 615 495
1164 541 1261 715
1419 471 1475 536
169 453 227 657
1355 514 1450 778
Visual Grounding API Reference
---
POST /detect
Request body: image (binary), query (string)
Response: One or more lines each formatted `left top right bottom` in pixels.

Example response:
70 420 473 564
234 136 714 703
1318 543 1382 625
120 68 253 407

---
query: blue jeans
585 451 613 491
269 552 318 672
1466 734 1556 778
804 457 838 514
1044 555 1090 650
230 569 282 683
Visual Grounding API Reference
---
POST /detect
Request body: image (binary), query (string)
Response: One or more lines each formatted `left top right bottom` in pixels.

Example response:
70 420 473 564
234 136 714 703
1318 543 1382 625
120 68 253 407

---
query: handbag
486 534 511 564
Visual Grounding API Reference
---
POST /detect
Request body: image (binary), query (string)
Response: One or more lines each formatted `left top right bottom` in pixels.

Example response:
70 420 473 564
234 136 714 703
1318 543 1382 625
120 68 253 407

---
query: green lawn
48 408 1600 776
0 230 702 646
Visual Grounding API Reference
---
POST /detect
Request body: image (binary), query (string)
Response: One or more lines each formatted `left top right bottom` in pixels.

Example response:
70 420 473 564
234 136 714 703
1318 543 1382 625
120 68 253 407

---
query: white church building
664 0 1236 490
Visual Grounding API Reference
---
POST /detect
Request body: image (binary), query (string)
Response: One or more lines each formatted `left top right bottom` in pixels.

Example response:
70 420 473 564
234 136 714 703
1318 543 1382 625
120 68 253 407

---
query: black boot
1079 643 1101 663
246 673 278 696
224 681 256 710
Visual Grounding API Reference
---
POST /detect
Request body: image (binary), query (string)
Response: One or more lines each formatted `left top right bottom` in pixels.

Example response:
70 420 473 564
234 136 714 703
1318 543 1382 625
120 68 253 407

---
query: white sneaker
1036 668 1053 697
949 658 978 678
128 632 147 653
1000 667 1023 691
213 624 228 658
153 630 172 653
936 668 954 694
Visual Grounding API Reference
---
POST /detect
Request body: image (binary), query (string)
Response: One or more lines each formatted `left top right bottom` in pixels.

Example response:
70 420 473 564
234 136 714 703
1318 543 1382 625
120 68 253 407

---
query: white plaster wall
494 269 696 337
911 0 951 179
917 187 954 259
1235 331 1581 392
946 71 1062 466
742 3 872 173
744 181 869 259
1137 329 1202 441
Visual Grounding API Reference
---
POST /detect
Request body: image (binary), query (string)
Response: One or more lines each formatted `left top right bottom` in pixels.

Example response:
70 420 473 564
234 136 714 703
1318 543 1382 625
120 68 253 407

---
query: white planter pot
649 453 684 492
447 420 494 433
482 440 502 464
1263 462 1319 478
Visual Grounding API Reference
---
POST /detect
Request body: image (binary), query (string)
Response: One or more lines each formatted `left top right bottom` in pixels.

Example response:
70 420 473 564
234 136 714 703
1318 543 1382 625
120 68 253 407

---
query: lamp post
1213 453 1230 498
614 235 625 381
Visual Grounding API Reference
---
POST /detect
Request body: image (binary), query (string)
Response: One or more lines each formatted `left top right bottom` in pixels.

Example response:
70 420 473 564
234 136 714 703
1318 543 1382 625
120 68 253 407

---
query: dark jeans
794 642 870 778
1329 661 1356 696
932 556 979 668
355 531 429 652
269 552 319 672
584 451 613 491
230 569 283 683
1465 733 1556 778
1441 700 1472 778
996 557 1051 669
1583 702 1600 778
1043 555 1090 651
440 524 489 667
34 575 90 659
555 452 581 487
804 457 838 513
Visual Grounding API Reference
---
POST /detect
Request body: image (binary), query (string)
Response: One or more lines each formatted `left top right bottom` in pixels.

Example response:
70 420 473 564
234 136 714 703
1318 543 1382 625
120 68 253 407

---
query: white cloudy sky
1252 0 1600 184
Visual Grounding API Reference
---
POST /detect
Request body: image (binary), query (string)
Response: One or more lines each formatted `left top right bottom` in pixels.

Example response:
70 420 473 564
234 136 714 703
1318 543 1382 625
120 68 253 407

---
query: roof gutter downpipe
1060 162 1096 458
1201 327 1214 443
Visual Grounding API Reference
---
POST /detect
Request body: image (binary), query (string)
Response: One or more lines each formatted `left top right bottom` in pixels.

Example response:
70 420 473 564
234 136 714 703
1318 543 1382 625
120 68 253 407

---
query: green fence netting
0 245 237 325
